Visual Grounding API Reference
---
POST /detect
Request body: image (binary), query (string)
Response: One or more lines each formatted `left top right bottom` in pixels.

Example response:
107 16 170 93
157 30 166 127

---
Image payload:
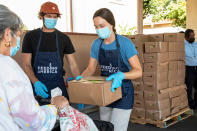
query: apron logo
100 63 119 73
37 63 58 74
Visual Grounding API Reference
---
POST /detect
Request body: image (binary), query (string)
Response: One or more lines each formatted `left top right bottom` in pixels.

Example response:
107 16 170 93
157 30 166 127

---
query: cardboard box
134 100 145 108
146 108 171 120
171 106 181 114
144 62 168 73
145 99 170 110
171 96 181 108
178 61 185 70
144 53 168 63
131 107 146 119
168 42 184 52
169 61 185 71
168 70 177 87
169 52 185 61
143 71 168 83
133 77 143 82
134 90 144 101
143 81 168 91
133 42 144 54
138 53 144 64
169 85 186 98
180 92 188 109
177 69 185 85
144 91 169 101
164 33 184 42
68 76 122 106
148 34 164 42
145 42 168 53
133 81 144 91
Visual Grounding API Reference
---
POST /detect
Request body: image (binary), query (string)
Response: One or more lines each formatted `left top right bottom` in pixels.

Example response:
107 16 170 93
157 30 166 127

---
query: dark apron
33 30 68 99
98 35 134 109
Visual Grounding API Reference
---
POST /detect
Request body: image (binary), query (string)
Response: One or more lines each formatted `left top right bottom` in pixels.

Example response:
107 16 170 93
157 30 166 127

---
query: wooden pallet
131 107 194 128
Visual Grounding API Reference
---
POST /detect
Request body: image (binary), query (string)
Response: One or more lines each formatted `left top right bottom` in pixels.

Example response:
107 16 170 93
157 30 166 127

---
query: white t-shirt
0 54 57 131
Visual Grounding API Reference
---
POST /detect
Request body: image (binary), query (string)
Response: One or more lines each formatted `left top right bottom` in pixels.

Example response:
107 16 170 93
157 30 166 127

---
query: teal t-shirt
90 34 138 70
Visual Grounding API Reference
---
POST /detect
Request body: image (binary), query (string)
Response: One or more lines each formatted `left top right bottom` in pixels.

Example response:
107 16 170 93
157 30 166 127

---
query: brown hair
93 8 116 33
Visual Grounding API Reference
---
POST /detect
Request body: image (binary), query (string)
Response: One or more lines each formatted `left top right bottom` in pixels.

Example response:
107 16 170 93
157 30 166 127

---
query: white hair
0 4 23 41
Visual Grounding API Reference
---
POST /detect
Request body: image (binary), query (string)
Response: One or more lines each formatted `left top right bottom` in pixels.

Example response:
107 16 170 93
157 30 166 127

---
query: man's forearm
23 64 38 84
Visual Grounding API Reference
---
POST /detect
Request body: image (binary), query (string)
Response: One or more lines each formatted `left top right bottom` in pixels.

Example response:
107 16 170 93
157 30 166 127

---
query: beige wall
187 0 197 38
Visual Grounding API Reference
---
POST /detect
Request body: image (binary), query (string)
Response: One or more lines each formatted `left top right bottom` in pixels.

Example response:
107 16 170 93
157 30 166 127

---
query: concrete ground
88 109 197 131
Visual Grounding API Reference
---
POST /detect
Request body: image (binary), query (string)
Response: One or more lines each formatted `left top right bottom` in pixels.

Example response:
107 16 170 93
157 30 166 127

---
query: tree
143 0 186 28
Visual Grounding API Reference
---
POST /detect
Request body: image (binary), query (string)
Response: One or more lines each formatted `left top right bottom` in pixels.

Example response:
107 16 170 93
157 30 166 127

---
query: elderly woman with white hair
0 4 69 131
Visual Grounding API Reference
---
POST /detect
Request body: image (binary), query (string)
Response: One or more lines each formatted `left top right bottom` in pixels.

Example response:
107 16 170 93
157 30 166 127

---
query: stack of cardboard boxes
130 33 188 121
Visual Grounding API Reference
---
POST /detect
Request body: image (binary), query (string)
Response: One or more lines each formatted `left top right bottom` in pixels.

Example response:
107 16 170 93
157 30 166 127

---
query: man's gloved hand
34 81 49 98
66 77 74 82
106 72 125 92
76 75 83 80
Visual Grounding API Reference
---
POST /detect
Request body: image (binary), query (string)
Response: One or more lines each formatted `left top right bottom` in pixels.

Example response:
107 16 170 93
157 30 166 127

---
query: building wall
187 0 197 38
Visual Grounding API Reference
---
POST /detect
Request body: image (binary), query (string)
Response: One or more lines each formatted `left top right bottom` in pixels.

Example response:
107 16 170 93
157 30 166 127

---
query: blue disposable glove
106 72 125 92
76 75 83 80
67 77 74 82
34 81 49 98
77 104 85 110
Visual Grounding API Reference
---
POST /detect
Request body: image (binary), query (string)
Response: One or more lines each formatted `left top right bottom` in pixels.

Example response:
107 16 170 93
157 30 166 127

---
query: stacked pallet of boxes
164 33 188 115
130 33 189 123
144 34 170 121
129 34 146 120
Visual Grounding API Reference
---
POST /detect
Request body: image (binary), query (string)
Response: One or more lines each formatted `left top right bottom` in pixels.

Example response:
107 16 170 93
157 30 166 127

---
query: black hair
185 29 194 38
93 8 116 33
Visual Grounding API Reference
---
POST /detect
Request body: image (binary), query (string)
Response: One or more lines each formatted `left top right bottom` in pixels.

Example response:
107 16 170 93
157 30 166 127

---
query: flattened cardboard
144 91 169 101
148 34 164 42
145 99 170 110
144 62 168 73
145 42 168 53
164 33 184 42
131 107 146 119
144 53 168 63
133 81 144 91
143 72 168 83
146 108 171 120
134 100 145 108
68 76 122 106
134 90 144 101
169 61 178 71
143 81 168 91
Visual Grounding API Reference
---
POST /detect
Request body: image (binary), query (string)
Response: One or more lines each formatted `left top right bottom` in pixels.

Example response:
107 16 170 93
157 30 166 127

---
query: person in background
22 1 80 99
0 4 69 130
185 29 197 109
76 8 142 131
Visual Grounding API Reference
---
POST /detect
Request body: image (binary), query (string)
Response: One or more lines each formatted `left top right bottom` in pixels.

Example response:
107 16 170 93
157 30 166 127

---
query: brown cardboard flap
144 62 168 72
145 99 170 110
164 33 184 42
145 42 168 53
143 72 168 83
143 81 168 91
144 53 168 63
146 108 171 120
134 100 145 108
131 107 146 119
144 90 169 101
171 96 181 108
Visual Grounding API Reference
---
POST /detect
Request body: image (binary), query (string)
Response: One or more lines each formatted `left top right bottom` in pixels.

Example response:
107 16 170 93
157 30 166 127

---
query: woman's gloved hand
106 72 125 92
33 81 49 98
76 75 83 80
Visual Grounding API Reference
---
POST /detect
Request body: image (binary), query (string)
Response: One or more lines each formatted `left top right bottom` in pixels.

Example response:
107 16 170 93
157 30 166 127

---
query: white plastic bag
51 87 98 131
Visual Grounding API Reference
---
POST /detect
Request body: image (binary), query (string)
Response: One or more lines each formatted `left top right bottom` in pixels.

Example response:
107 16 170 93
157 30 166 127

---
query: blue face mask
44 18 57 29
10 37 20 57
96 27 111 39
